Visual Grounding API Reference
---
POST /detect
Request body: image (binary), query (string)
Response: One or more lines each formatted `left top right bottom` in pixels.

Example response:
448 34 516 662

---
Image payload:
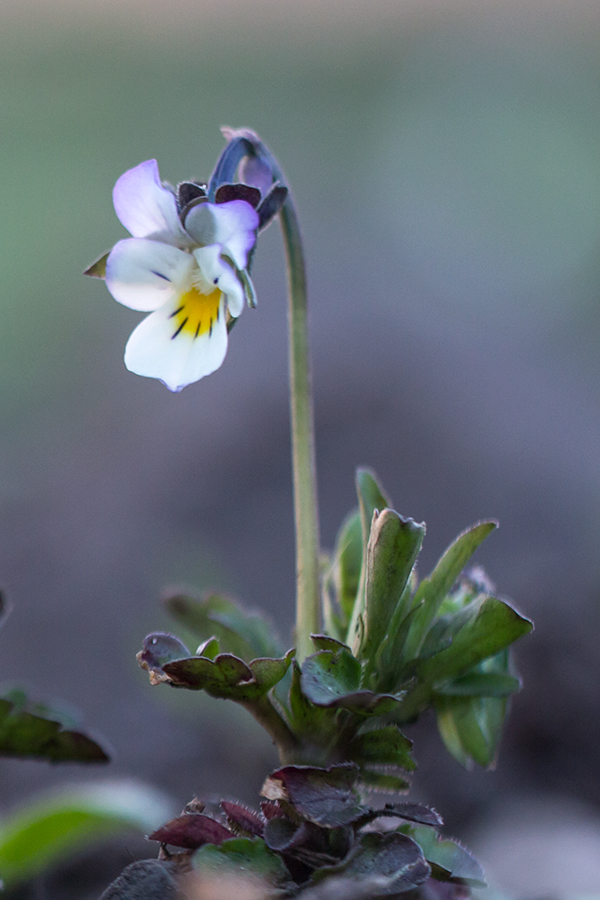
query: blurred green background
2 1 600 895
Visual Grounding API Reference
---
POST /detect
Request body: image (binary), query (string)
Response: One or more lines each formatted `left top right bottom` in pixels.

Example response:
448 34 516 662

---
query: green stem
279 199 321 662
225 130 321 663
240 696 301 763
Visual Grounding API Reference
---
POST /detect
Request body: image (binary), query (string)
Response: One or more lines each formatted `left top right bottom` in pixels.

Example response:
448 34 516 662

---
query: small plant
89 130 533 899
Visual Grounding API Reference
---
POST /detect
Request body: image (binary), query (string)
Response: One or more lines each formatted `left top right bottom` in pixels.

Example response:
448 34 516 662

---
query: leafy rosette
322 468 533 769
138 763 483 900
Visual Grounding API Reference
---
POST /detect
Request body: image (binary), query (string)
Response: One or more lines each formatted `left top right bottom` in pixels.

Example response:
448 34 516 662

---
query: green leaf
434 672 521 697
403 521 498 661
193 837 288 884
348 726 416 771
288 662 333 738
408 825 486 887
416 596 532 684
310 831 430 896
163 590 281 662
330 510 363 625
356 469 392 544
161 650 294 701
301 650 402 714
310 634 350 652
435 651 516 767
0 782 173 887
0 696 108 763
346 469 392 651
361 509 425 669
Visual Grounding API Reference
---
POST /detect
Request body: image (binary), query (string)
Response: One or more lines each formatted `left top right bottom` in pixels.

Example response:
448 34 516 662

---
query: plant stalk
279 198 321 662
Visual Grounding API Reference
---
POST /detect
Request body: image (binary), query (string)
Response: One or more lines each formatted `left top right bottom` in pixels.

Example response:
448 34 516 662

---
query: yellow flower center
170 286 222 340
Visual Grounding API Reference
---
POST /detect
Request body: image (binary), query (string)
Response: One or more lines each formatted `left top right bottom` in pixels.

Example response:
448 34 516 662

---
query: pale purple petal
106 238 193 311
238 154 274 195
193 245 245 318
113 160 185 241
124 296 228 392
185 200 258 269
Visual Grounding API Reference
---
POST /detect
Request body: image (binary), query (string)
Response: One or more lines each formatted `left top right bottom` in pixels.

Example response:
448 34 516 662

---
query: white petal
113 160 185 241
124 298 228 392
185 200 258 269
193 245 245 318
106 239 194 311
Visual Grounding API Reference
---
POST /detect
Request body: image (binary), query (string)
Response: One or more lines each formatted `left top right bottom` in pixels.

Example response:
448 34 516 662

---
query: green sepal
361 509 425 672
83 251 109 278
403 521 497 661
163 590 282 661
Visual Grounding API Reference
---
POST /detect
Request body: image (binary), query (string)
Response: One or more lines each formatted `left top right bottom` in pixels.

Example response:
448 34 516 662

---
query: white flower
104 160 259 392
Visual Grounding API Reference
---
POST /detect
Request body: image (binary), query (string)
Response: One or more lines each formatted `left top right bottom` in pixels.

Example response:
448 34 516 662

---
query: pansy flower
100 159 260 392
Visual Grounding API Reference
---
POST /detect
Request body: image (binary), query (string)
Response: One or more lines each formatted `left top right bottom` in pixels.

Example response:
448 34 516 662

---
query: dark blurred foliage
1 0 600 895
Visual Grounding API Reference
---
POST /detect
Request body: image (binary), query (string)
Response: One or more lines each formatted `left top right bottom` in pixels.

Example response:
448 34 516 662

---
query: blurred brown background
1 0 600 895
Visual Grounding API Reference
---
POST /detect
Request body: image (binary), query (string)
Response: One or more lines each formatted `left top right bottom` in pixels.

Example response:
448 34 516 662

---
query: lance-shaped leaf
301 650 402 714
408 825 486 887
163 590 281 661
310 831 431 896
0 782 173 887
347 726 416 772
361 509 425 669
403 521 497 661
160 650 294 701
330 510 363 626
435 651 515 767
193 836 289 884
416 597 532 685
0 695 108 763
434 671 521 697
347 470 392 652
149 813 234 849
261 764 365 827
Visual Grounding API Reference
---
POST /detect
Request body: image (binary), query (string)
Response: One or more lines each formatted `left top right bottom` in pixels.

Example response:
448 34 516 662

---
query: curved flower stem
279 198 321 662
